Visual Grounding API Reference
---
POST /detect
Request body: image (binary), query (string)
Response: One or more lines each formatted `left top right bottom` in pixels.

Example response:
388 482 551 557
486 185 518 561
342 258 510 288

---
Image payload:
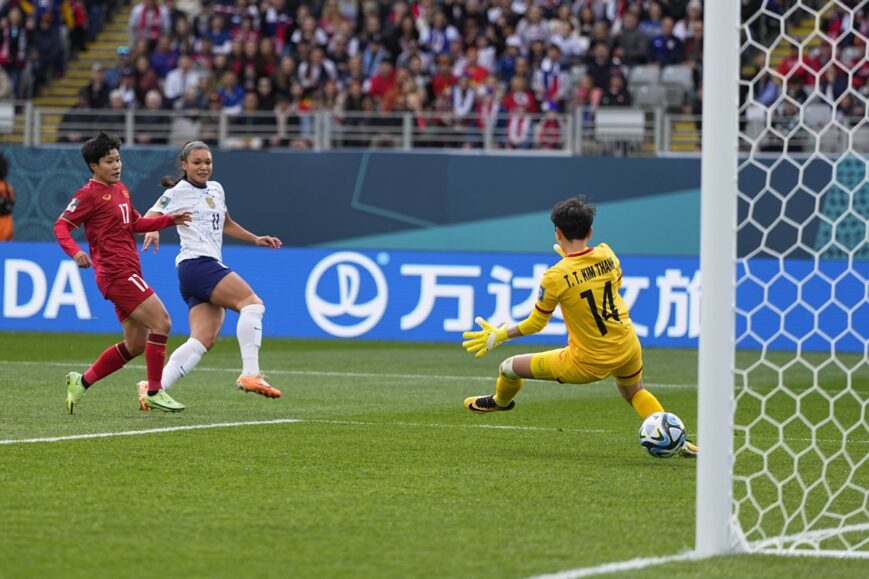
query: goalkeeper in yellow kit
462 196 697 457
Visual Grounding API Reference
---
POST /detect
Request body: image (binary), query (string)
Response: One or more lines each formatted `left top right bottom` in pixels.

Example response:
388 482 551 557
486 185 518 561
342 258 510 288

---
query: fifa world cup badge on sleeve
538 286 546 301
65 198 79 213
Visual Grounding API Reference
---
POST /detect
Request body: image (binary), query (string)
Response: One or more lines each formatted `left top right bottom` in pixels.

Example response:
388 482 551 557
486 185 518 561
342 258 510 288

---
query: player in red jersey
53 132 192 414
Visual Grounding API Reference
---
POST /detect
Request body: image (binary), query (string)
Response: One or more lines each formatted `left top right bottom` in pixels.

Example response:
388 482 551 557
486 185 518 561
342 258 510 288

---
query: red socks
83 342 133 386
145 333 168 395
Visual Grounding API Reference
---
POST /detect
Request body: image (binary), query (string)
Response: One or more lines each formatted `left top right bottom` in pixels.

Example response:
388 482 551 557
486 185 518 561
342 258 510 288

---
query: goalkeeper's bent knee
499 356 520 380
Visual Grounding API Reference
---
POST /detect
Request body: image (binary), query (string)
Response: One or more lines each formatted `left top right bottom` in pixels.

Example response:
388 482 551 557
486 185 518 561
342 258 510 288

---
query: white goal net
734 0 868 558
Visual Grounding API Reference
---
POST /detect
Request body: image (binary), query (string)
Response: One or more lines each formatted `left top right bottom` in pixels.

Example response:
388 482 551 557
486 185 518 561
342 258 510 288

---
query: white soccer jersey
151 179 227 266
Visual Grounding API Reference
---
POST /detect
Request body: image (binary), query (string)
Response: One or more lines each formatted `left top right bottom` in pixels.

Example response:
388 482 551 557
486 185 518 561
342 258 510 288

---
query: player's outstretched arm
131 211 191 233
223 211 282 249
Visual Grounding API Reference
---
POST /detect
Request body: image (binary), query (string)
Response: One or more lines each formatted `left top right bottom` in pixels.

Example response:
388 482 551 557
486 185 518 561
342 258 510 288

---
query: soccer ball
638 412 687 458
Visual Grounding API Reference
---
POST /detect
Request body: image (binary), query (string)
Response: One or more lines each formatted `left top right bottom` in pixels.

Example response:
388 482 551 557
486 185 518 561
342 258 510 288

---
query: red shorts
104 274 155 323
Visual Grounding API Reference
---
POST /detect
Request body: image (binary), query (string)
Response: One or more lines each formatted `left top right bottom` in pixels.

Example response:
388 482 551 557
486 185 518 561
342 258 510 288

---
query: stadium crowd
3 0 867 149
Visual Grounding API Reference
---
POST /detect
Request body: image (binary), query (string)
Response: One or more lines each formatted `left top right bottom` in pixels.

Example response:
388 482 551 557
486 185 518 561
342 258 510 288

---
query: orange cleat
236 374 282 398
137 380 150 411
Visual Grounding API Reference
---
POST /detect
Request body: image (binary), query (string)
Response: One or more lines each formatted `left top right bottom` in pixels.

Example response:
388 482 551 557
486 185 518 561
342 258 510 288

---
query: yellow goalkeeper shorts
529 335 644 387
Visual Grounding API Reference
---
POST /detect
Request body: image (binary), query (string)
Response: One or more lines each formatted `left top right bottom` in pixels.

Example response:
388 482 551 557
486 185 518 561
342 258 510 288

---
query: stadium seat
631 83 667 108
660 65 694 92
802 103 833 130
594 107 647 142
630 64 661 87
853 125 869 154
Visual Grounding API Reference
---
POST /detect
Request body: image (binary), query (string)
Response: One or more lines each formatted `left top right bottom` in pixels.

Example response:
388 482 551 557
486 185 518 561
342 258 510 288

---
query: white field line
0 418 614 446
0 359 695 389
527 551 697 578
0 419 301 445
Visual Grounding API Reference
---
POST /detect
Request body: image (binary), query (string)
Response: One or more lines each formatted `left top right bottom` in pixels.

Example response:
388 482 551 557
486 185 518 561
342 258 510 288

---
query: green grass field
0 333 865 579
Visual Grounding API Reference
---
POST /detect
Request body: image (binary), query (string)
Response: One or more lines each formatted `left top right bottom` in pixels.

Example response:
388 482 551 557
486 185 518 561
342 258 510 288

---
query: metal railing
5 101 864 155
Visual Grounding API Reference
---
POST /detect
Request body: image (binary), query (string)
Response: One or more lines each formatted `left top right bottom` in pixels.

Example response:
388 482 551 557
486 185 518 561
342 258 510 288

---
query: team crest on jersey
159 196 170 208
102 193 112 201
65 198 79 212
538 286 546 301
205 197 216 208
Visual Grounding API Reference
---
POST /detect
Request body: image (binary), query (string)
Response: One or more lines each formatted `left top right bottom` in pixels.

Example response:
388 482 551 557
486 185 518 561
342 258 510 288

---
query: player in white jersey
137 140 283 408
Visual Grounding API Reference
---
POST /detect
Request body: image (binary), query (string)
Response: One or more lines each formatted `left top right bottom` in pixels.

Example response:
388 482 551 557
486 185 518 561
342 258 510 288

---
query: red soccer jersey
59 180 144 294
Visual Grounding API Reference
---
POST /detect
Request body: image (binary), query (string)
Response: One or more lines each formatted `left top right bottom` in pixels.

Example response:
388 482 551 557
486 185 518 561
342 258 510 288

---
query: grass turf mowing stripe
0 359 697 389
4 416 863 447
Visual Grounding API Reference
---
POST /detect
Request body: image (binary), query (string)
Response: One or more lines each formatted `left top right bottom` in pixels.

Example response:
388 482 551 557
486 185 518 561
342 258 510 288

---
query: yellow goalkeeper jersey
535 243 636 364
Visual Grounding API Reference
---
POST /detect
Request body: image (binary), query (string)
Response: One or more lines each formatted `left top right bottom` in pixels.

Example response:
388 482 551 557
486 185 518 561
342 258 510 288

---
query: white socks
162 338 207 389
237 303 265 376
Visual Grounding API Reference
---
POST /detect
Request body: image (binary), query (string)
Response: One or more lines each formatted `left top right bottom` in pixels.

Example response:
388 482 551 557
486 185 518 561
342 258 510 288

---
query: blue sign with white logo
0 243 863 352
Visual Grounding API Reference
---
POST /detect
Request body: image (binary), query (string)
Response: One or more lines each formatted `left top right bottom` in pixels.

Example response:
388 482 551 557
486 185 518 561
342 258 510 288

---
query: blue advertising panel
0 243 863 352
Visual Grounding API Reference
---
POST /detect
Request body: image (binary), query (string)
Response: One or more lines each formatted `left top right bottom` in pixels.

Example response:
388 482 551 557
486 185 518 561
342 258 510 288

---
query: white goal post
698 0 868 560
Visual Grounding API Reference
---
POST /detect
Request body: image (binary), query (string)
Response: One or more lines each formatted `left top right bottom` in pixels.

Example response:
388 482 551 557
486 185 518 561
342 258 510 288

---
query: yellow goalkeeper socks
631 389 664 419
493 375 524 407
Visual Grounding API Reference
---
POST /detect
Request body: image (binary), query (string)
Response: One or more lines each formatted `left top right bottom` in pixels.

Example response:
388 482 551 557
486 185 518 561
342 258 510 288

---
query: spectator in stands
116 68 138 108
205 13 232 55
599 72 632 107
533 44 568 105
684 21 703 66
105 45 131 89
361 33 389 79
534 100 563 150
271 55 297 98
33 12 66 89
163 53 199 105
639 1 664 39
586 42 618 89
516 4 549 48
218 70 246 114
134 89 172 145
133 53 161 106
256 76 277 112
615 11 649 66
506 104 532 149
497 35 521 85
576 4 595 38
0 6 30 98
648 17 684 66
421 10 459 55
674 0 702 42
502 75 538 114
299 46 338 92
550 20 586 65
129 0 171 50
171 13 194 54
367 58 397 101
83 63 110 108
149 34 179 79
818 65 847 103
776 44 811 86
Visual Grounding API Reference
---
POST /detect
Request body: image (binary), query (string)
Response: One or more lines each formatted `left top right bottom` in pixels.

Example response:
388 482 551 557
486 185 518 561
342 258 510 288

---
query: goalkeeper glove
462 316 510 359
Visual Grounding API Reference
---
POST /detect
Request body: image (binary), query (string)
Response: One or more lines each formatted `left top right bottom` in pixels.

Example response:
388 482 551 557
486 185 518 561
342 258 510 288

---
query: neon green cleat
66 372 85 415
464 394 515 413
144 390 186 413
680 440 699 458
